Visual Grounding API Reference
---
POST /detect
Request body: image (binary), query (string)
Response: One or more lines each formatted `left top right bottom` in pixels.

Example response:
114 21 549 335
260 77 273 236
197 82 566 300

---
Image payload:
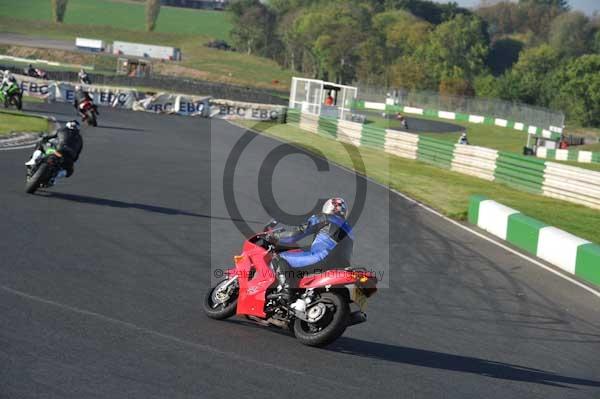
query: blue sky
432 0 599 15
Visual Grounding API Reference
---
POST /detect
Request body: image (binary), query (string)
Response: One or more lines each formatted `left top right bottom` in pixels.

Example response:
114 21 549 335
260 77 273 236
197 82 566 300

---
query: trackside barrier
469 196 600 287
287 109 600 210
14 73 286 120
494 152 546 194
542 163 600 209
536 147 600 164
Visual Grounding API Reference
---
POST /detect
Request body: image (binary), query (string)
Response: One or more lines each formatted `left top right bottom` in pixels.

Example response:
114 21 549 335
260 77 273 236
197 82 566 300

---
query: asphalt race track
361 110 465 134
1 103 599 399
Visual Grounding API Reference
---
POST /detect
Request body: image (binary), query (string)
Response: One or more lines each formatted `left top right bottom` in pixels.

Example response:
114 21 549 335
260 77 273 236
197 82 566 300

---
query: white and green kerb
469 195 600 287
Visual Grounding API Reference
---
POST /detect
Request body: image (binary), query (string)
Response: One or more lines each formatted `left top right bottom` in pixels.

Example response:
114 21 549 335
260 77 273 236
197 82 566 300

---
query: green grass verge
0 0 232 39
0 9 294 90
366 112 600 171
0 110 49 136
237 120 600 243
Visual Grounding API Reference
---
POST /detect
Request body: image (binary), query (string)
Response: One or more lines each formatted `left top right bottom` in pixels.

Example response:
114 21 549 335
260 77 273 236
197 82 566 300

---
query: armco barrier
469 195 600 287
287 109 600 211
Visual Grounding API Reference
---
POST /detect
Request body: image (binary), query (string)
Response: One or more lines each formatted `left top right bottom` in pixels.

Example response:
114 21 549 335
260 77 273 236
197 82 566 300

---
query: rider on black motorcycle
266 198 354 302
25 120 83 183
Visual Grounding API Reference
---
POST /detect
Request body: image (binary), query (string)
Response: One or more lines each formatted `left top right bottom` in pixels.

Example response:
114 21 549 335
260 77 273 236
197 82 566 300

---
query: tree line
229 0 600 126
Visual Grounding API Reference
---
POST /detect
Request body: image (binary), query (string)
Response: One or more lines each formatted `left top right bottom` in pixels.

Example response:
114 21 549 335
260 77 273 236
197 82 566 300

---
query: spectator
324 93 334 106
559 137 569 149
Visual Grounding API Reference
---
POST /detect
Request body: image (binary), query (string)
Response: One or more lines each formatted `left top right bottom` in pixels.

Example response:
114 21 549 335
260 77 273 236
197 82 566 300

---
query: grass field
238 120 600 243
0 1 294 90
0 110 49 136
0 0 232 39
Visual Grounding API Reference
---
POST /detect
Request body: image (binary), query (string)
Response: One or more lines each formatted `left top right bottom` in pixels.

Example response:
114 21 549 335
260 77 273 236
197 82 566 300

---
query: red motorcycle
79 98 98 127
203 221 378 347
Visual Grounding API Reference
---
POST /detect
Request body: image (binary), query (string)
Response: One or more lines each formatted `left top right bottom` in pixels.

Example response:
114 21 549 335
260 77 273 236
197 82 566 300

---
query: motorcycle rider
73 85 98 119
266 198 354 302
1 70 17 95
25 120 84 183
26 64 36 77
458 132 469 145
78 68 90 84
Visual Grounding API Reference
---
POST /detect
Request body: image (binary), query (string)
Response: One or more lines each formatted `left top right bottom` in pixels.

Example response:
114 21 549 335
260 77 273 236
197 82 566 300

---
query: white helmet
4 69 10 77
322 198 348 218
65 120 80 130
75 85 81 91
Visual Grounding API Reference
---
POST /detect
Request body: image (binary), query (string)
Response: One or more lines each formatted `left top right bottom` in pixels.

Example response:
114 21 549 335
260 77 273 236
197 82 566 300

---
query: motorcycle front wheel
203 278 239 320
293 291 350 347
25 163 49 194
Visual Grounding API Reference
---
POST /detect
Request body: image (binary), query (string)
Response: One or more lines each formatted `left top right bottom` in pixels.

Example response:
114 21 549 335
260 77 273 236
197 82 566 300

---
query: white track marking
0 143 36 151
234 121 600 299
0 284 305 375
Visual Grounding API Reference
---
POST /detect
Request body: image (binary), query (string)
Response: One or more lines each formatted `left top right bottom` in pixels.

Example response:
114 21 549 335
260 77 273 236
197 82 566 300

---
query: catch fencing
357 85 565 134
287 109 600 210
1 65 287 106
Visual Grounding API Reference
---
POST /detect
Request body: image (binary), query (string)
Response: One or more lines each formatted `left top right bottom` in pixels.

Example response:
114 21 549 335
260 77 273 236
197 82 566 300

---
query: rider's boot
25 150 42 166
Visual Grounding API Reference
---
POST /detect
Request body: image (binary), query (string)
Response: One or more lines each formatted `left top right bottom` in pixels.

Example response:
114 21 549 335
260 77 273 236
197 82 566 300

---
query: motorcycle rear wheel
12 94 22 111
203 278 238 320
293 292 349 347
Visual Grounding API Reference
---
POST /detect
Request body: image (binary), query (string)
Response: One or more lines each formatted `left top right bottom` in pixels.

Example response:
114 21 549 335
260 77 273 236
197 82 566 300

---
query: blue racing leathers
273 213 354 269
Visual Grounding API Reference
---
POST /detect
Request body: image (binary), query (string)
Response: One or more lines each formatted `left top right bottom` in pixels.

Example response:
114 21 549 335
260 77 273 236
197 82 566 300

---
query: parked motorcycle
1 82 22 110
25 138 63 194
79 98 98 126
203 221 378 347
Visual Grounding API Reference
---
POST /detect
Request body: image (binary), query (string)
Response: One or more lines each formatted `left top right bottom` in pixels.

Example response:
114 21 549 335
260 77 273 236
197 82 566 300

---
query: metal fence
358 85 565 129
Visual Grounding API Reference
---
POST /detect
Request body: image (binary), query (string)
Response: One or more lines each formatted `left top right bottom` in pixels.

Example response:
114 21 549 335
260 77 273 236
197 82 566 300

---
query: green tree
290 2 370 82
51 0 68 23
548 11 593 58
476 1 523 39
384 0 471 25
229 0 277 56
145 0 160 32
420 14 489 81
549 55 600 126
503 44 560 104
519 0 569 12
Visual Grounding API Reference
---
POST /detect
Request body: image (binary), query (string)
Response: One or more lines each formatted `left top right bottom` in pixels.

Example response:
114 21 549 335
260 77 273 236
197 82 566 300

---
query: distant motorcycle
0 82 22 110
25 138 62 194
25 67 48 80
79 98 98 126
